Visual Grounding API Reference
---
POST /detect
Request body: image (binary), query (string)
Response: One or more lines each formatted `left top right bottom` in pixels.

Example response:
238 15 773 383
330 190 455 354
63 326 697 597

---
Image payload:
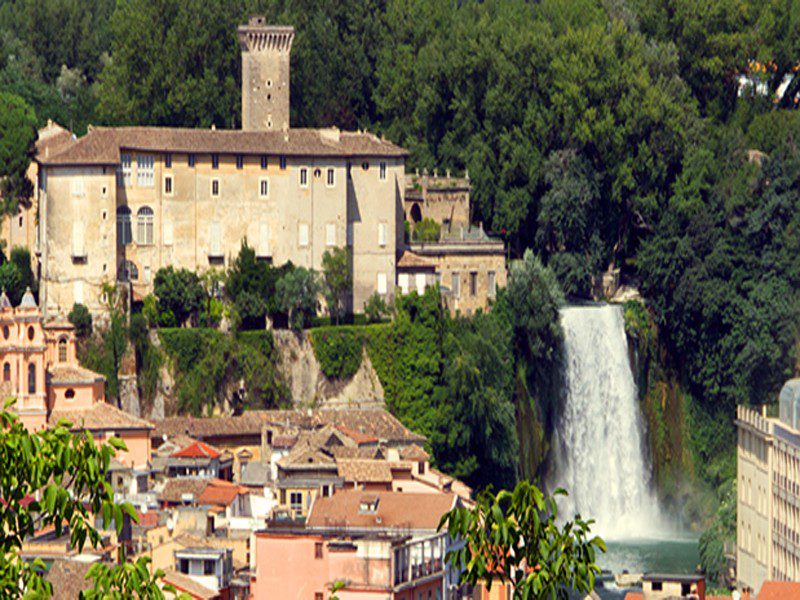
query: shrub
276 267 320 330
411 217 441 242
310 327 364 380
153 266 204 326
68 303 92 338
363 292 390 323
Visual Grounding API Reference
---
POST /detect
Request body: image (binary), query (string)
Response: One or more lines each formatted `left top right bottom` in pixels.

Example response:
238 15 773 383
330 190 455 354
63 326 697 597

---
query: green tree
68 303 93 338
10 246 34 294
0 92 37 215
153 266 204 327
363 291 390 323
411 217 440 242
225 241 287 330
440 480 605 599
0 261 23 305
321 246 351 325
276 267 321 330
0 400 178 598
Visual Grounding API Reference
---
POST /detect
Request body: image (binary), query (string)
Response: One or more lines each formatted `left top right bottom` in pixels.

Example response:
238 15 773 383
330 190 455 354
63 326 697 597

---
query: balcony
393 533 447 589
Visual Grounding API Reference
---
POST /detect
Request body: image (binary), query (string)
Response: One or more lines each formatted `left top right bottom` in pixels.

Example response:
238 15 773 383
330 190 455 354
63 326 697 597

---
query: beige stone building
31 17 406 319
736 383 800 593
404 169 470 234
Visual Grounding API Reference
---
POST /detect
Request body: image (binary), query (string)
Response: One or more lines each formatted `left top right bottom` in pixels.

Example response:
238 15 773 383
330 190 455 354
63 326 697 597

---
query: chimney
238 17 295 132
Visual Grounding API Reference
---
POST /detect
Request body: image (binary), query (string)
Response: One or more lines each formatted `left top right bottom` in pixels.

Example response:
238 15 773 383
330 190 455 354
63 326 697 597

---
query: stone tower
238 17 294 132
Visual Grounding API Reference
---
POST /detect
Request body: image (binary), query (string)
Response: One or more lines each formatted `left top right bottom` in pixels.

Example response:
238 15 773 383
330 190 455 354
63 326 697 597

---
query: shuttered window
210 222 221 256
137 155 154 187
378 223 387 247
258 223 270 257
326 223 335 246
72 222 86 257
298 223 309 248
163 221 174 246
377 273 388 295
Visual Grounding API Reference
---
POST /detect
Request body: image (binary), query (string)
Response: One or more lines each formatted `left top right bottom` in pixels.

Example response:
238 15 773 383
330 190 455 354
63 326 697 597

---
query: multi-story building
736 381 800 594
32 17 406 319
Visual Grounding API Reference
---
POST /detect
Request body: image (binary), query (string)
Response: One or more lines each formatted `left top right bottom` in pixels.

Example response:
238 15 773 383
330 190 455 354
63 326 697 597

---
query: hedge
309 324 391 381
158 328 223 373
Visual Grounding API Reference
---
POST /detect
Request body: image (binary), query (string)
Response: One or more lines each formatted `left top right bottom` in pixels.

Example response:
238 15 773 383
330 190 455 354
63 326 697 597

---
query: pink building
3 288 152 469
250 491 464 600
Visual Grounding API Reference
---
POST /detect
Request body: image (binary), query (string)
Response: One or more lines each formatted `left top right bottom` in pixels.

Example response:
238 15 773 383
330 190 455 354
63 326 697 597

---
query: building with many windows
32 17 406 319
736 382 800 594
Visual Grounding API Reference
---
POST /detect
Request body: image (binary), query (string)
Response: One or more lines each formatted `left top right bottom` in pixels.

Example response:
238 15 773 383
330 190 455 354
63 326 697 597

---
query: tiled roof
399 444 430 460
153 412 270 439
271 434 297 449
39 126 407 166
159 478 208 504
44 560 93 598
758 581 800 599
397 250 436 270
162 569 220 600
336 425 378 445
35 122 75 160
240 462 271 486
50 402 153 431
315 409 426 445
278 446 336 470
336 459 393 483
47 363 105 384
329 446 385 460
197 480 246 507
307 490 456 532
171 441 222 459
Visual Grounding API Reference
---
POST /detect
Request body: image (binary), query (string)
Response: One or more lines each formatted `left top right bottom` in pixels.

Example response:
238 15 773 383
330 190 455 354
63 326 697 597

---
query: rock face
272 330 384 407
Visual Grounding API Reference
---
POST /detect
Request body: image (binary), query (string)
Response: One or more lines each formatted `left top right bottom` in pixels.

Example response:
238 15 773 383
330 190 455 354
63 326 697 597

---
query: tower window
300 168 308 187
117 206 132 245
326 168 335 187
164 175 173 195
27 326 34 341
379 161 387 181
27 364 35 394
259 178 269 198
211 178 220 197
236 155 244 170
65 388 75 399
261 155 268 169
212 154 219 169
164 153 172 168
58 338 68 362
3 363 9 382
188 154 196 167
280 156 287 170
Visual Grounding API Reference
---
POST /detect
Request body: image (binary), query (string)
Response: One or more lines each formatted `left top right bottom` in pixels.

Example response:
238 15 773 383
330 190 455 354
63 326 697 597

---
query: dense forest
2 0 800 583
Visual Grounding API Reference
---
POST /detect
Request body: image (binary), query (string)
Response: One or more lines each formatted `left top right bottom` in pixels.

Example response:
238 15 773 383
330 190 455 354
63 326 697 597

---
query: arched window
3 363 9 382
27 326 34 341
58 338 68 362
136 206 154 245
119 260 138 282
410 203 422 223
117 206 132 245
27 364 35 394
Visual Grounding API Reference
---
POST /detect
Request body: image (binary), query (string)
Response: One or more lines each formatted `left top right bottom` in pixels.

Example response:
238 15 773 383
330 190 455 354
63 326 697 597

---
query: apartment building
32 17 406 318
736 380 800 594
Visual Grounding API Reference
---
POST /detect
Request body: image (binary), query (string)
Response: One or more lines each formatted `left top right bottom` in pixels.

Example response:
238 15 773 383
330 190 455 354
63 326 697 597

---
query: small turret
18 287 36 309
0 290 11 311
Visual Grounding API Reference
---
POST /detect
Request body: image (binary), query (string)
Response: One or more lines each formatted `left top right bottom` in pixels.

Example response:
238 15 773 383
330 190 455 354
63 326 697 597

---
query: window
315 542 323 559
2 363 9 382
279 156 287 170
470 271 477 296
65 388 75 399
71 179 84 197
204 560 215 576
300 168 308 187
651 582 663 592
488 271 496 298
261 155 268 169
315 594 324 600
398 273 409 294
120 260 138 281
378 223 387 247
377 272 388 295
117 206 132 245
211 153 219 169
27 364 35 394
416 273 426 294
136 206 154 245
259 178 269 198
144 265 151 283
164 153 172 168
118 154 132 187
361 161 370 171
164 175 173 195
236 154 244 169
210 222 222 257
326 168 335 187
326 223 335 246
451 272 460 298
163 221 174 246
380 161 387 181
58 338 68 362
2 327 7 340
136 155 154 187
72 222 86 258
290 492 303 511
314 168 321 179
258 223 270 257
188 154 196 167
211 178 220 197
298 223 309 248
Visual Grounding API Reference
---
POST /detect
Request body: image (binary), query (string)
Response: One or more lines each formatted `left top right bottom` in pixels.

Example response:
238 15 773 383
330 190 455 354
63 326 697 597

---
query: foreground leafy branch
439 481 605 599
0 400 178 598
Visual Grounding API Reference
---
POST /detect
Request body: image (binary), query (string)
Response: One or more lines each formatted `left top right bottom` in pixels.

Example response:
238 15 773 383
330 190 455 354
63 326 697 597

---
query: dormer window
358 497 379 514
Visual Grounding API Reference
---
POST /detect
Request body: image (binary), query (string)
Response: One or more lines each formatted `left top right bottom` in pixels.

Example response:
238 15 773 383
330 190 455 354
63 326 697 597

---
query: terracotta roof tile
758 581 800 599
159 479 208 504
336 425 378 445
397 250 436 270
162 569 220 600
306 490 457 531
47 363 105 384
399 444 430 460
50 402 153 431
197 480 247 508
171 441 222 459
336 459 393 483
39 126 407 166
44 560 93 598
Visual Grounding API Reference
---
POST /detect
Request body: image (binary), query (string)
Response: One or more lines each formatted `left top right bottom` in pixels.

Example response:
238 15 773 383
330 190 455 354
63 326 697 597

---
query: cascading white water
548 304 664 539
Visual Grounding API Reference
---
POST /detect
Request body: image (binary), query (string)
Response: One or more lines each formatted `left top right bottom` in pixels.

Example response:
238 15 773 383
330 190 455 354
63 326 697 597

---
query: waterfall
548 304 664 539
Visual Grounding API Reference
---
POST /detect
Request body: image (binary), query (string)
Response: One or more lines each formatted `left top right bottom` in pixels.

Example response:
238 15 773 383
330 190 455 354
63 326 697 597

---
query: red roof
336 425 378 446
171 441 222 459
136 511 159 528
197 479 246 508
759 581 800 600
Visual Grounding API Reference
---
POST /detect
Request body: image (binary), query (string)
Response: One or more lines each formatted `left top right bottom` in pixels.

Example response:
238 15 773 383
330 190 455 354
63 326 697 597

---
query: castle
25 17 406 318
